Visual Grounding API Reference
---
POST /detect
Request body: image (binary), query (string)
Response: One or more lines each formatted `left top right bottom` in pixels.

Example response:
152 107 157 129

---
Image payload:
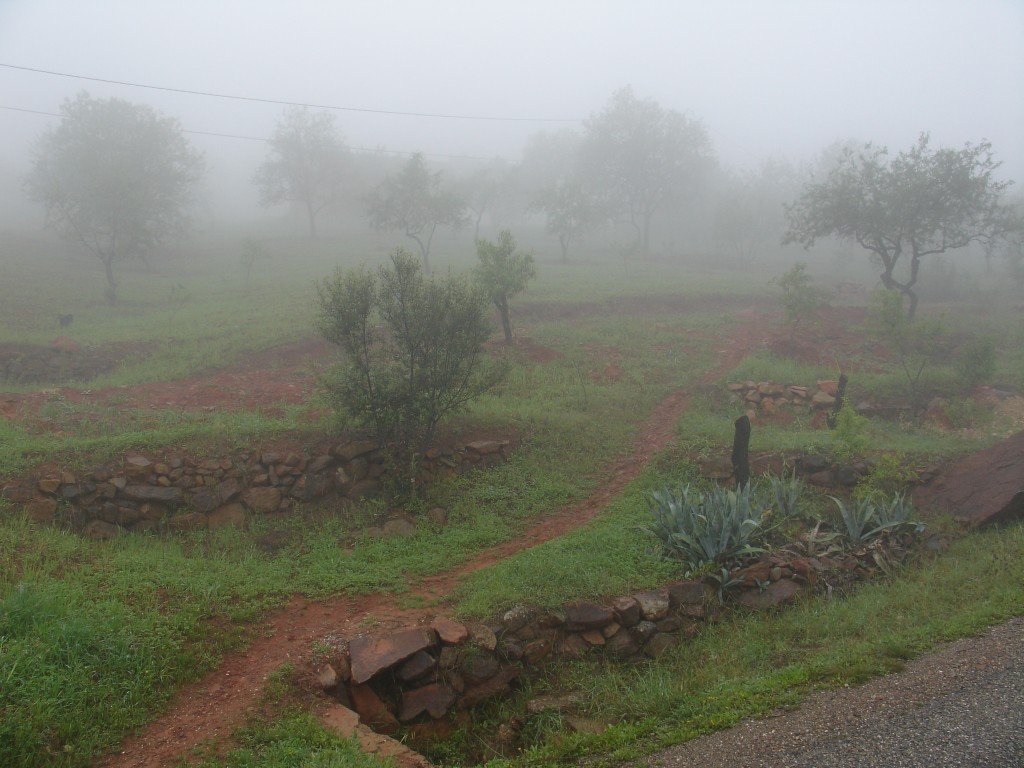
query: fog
0 0 1021 226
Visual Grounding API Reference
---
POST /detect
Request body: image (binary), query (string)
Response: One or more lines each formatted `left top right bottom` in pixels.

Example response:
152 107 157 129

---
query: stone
208 502 246 530
82 520 120 540
633 589 670 621
604 630 640 658
290 473 333 501
349 684 399 733
124 455 152 475
816 379 839 397
912 430 1024 528
398 650 437 683
733 560 771 587
381 518 417 538
612 595 641 627
700 456 734 480
812 390 836 408
349 627 437 684
321 704 361 739
346 479 382 500
655 616 684 633
581 629 605 646
437 646 461 669
306 454 334 475
191 487 221 513
644 633 680 659
523 638 553 664
835 465 859 487
431 616 468 646
466 440 502 455
332 440 379 462
123 485 183 504
499 637 524 661
399 682 455 722
36 477 61 494
241 486 282 514
316 664 338 690
26 498 58 523
736 578 805 610
167 512 208 532
630 620 658 645
602 622 622 639
470 624 497 652
564 601 613 631
667 580 709 608
426 506 448 526
462 665 519 707
461 655 500 685
526 693 582 714
501 605 534 633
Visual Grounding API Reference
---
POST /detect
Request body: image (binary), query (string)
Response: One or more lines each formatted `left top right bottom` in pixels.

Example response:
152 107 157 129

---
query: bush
955 335 997 392
777 262 825 337
316 248 506 490
647 484 769 572
831 399 869 464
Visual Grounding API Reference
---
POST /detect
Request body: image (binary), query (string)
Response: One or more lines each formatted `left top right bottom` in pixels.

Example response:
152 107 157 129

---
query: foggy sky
1 0 1022 219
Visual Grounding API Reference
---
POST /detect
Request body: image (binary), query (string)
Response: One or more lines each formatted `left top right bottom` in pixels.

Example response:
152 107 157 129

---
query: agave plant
831 492 924 545
647 483 769 572
761 471 804 518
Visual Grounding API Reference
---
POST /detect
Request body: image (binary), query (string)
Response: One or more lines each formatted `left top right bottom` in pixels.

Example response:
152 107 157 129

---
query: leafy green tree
254 107 349 239
475 230 537 346
366 153 466 273
581 87 715 254
24 92 205 303
531 178 601 262
316 249 505 489
784 134 1015 319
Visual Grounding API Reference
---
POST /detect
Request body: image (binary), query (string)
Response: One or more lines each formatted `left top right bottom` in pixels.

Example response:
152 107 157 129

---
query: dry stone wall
1 437 513 537
313 551 872 734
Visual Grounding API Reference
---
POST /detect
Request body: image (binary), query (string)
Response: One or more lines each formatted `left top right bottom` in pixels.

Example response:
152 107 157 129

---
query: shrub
647 484 769 572
316 248 507 491
954 335 997 392
776 262 826 337
830 399 869 464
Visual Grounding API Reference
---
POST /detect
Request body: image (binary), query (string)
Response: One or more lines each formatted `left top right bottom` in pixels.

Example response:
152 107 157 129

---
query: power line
0 62 581 123
0 103 502 162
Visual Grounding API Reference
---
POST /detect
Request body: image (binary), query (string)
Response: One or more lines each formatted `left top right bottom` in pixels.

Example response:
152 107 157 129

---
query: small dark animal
58 314 73 328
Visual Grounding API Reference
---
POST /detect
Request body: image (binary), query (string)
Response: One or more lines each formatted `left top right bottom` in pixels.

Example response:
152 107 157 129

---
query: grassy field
2 226 1023 767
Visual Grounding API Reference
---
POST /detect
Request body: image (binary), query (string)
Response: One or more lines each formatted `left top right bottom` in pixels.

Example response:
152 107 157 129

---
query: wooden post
826 373 850 430
732 415 751 489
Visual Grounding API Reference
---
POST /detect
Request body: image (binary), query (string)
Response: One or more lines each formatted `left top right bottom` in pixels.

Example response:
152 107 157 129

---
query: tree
316 249 505 489
24 92 205 303
254 107 349 238
531 179 601 262
714 158 798 264
580 87 715 254
475 230 537 346
784 134 1015 319
456 161 514 240
777 262 826 339
366 153 466 273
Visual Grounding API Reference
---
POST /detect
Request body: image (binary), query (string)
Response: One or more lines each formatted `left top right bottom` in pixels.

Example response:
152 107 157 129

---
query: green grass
477 521 1024 767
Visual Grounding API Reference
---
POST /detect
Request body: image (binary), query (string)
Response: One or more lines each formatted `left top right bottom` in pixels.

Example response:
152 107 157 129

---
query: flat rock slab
349 627 437 684
912 430 1024 528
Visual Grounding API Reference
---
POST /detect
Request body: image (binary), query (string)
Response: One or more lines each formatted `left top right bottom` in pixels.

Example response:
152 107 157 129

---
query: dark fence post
826 373 850 429
732 414 751 489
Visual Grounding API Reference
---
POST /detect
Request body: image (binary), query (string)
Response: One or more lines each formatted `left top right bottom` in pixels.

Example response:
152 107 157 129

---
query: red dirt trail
89 314 772 768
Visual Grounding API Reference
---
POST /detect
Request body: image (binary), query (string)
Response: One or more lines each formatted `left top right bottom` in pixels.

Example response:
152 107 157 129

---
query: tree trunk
559 233 570 262
498 298 513 346
826 374 849 430
103 258 118 305
731 415 751 489
306 200 318 239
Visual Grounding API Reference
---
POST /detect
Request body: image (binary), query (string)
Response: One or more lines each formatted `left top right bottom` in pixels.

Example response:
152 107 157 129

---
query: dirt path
95 314 771 768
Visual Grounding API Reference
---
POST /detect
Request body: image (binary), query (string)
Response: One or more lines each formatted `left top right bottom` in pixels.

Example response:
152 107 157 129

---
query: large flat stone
399 682 455 721
349 627 438 684
564 600 613 630
122 485 183 504
912 430 1024 528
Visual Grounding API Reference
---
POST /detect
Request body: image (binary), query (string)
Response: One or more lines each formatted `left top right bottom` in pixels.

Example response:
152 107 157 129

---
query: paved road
632 617 1024 768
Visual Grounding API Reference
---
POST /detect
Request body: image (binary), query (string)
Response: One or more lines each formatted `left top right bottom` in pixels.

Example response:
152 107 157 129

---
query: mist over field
0 0 1020 228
